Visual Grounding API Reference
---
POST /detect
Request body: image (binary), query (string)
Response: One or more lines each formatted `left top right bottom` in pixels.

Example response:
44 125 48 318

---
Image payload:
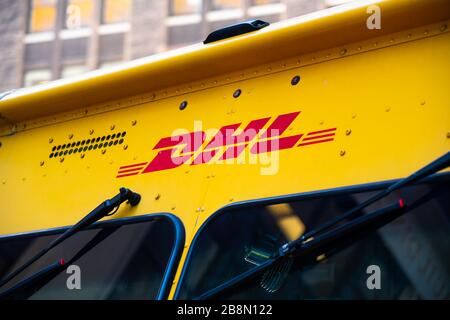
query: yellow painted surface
0 0 449 299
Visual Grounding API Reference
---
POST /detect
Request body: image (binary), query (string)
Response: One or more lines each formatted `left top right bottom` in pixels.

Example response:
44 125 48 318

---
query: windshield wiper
0 260 66 300
193 151 450 300
0 187 141 298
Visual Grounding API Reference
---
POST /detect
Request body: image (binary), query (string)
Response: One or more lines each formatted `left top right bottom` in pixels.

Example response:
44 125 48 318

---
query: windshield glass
0 215 178 299
177 177 450 299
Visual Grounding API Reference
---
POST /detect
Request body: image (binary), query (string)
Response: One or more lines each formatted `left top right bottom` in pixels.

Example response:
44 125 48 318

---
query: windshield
176 177 450 299
0 215 180 300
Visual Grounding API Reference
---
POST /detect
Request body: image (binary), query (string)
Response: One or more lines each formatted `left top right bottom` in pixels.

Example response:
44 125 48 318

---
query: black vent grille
49 131 127 159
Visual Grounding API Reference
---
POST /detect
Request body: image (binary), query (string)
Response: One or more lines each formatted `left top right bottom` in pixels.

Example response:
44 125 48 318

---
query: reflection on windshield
178 179 450 299
0 217 175 300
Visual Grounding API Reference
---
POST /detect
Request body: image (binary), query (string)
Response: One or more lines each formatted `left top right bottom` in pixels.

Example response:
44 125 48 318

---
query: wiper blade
297 151 450 244
193 151 450 300
0 260 66 300
0 227 120 300
0 187 141 295
194 200 406 300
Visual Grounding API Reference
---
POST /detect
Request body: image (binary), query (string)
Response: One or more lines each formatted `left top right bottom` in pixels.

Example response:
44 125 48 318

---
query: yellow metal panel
0 0 448 300
0 27 448 235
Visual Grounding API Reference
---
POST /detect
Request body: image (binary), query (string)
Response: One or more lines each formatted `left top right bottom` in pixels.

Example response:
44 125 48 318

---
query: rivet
340 150 346 156
447 132 450 139
2 180 5 184
229 198 234 202
131 120 137 126
60 157 64 162
420 100 426 106
185 170 189 174
200 207 205 212
80 153 85 159
89 129 94 135
385 106 391 112
196 208 201 212
352 113 357 119
22 177 26 182
407 34 412 38
123 144 128 150
424 30 429 35
155 194 160 200
171 206 176 210
340 48 347 55
291 75 301 86
357 46 362 51
233 89 241 98
68 134 73 139
440 24 447 32
110 124 115 130
179 101 188 110
319 121 324 125
49 138 54 143
346 129 352 136
40 161 45 166
101 149 106 154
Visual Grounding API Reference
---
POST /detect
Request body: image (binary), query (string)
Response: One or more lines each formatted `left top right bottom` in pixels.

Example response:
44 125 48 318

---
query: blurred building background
0 0 355 92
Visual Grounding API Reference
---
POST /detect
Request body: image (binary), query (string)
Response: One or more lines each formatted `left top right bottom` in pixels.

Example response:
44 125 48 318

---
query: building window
23 69 52 87
61 64 88 78
28 0 57 33
99 60 123 69
211 0 241 10
101 0 131 24
251 0 280 5
169 0 201 16
65 0 94 29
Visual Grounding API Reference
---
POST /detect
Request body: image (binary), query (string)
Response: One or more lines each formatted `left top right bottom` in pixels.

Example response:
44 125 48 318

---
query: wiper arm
0 227 120 300
0 187 141 294
194 200 406 300
193 151 450 300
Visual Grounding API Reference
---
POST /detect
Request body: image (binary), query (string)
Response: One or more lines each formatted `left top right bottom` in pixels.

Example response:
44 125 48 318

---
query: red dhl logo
116 111 336 178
